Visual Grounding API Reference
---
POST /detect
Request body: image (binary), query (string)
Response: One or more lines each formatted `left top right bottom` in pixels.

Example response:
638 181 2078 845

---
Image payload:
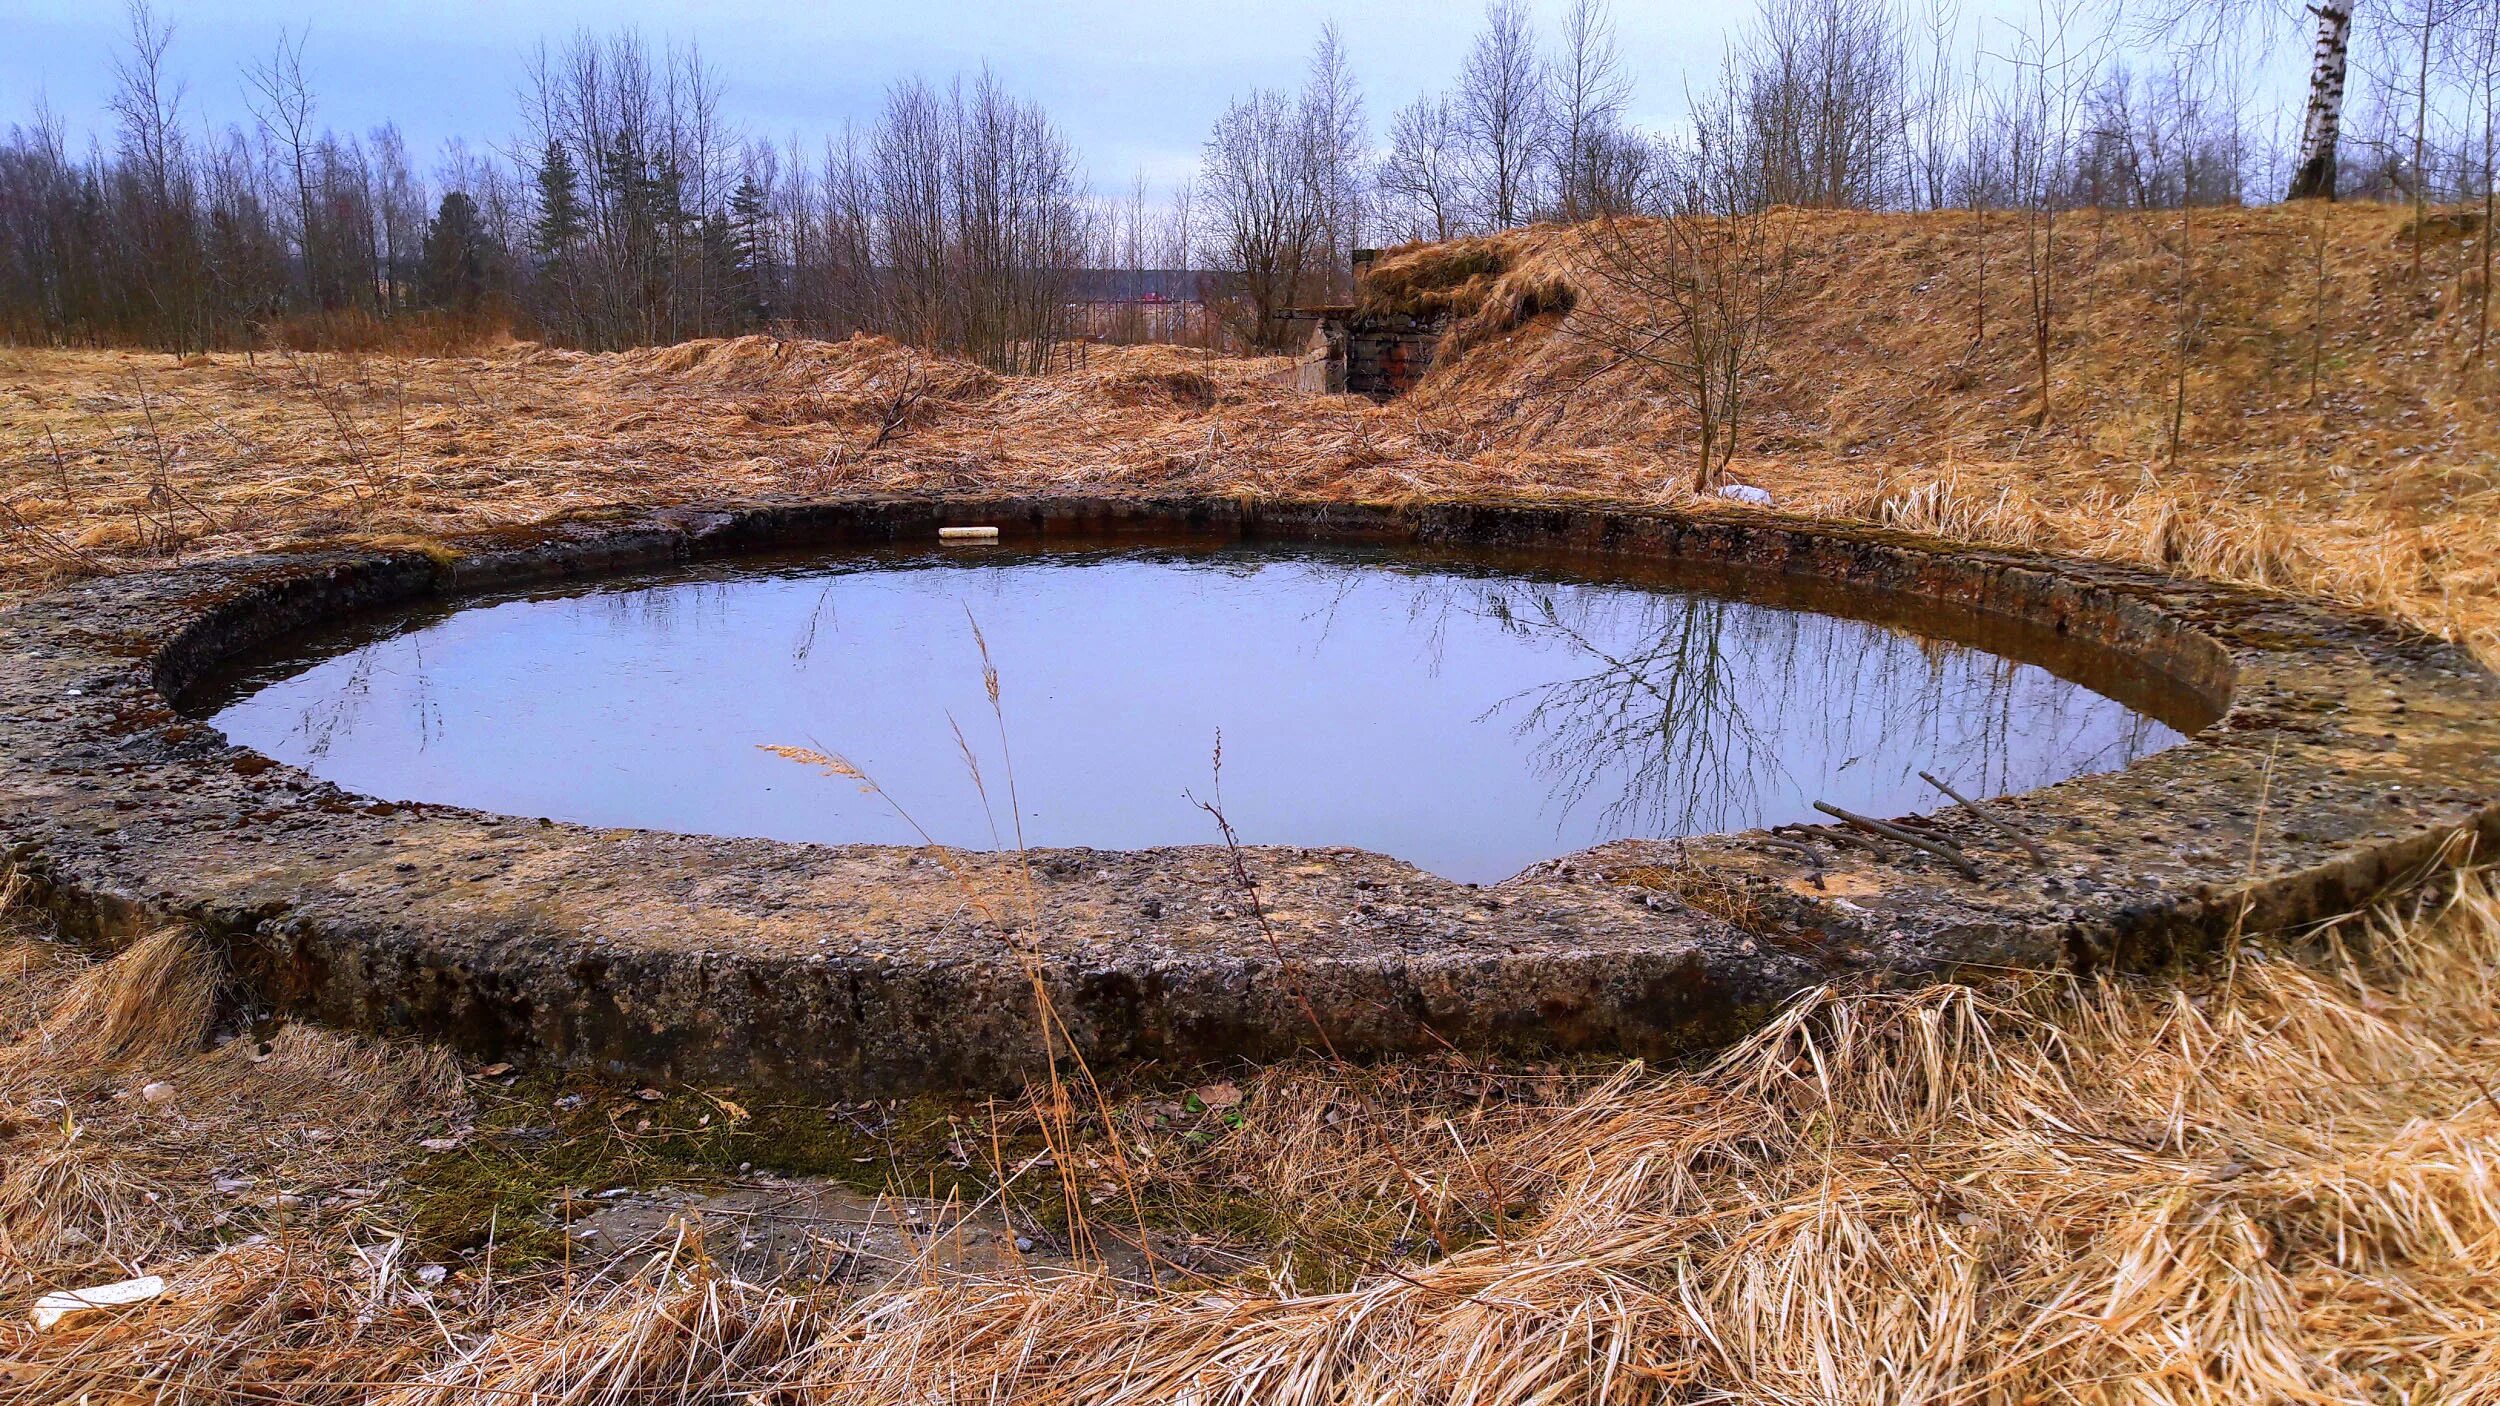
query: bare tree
1302 25 1369 301
2157 57 2215 469
1572 84 1799 490
2377 0 2471 276
1458 0 1548 229
1381 94 1467 241
1197 31 1364 344
2467 0 2498 368
1730 0 1912 209
1547 0 1634 220
1904 0 1972 210
107 0 204 349
1200 87 1324 347
244 29 328 309
1996 0 2109 425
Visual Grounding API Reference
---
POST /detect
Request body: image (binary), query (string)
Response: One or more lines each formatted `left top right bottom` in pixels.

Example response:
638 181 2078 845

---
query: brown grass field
3 203 2498 1402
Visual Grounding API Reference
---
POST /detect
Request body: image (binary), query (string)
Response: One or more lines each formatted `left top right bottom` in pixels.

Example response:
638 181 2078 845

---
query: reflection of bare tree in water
285 638 441 758
1386 572 2176 842
1480 589 1786 834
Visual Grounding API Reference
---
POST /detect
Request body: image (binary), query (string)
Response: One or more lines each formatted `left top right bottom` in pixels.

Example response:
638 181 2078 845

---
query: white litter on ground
32 1275 166 1330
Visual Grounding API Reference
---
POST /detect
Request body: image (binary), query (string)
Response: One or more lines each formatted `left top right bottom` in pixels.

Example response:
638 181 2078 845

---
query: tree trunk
2288 2 2355 201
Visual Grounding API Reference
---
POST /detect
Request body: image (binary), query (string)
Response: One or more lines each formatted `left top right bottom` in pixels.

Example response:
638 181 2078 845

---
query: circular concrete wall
3 496 2493 1095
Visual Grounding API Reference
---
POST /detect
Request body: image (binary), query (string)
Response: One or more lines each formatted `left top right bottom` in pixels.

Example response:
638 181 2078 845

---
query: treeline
2 0 2495 361
0 7 1095 367
0 12 465 355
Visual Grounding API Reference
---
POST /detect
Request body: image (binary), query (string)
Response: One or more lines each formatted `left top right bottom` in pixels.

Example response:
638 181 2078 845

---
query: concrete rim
4 495 2495 1096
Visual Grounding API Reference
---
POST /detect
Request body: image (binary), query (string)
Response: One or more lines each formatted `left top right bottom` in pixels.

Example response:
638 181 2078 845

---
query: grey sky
4 0 2305 197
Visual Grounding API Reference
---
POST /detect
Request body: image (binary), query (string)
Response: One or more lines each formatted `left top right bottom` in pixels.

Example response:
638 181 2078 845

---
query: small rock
139 1081 176 1106
1716 483 1773 506
414 1264 448 1286
1014 1236 1036 1253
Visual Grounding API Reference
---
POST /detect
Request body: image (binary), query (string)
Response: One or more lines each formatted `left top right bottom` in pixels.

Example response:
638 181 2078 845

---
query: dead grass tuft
0 925 218 1098
1357 237 1517 319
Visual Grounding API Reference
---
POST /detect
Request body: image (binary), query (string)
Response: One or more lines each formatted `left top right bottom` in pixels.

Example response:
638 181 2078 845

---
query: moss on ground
399 1073 998 1265
392 1059 1564 1283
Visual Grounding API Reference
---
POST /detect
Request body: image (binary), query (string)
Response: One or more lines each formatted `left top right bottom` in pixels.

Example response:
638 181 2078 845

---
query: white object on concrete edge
1716 484 1773 506
938 525 1000 541
32 1275 166 1330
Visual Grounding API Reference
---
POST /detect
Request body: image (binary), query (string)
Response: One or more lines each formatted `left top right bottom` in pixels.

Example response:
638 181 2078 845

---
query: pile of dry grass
1362 228 1582 357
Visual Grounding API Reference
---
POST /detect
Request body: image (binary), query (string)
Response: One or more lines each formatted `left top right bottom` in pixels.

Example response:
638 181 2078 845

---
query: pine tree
529 141 589 341
420 190 488 311
531 141 585 257
728 173 773 326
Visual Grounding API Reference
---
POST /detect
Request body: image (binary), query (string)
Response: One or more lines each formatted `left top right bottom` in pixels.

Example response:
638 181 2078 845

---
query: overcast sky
5 0 2304 197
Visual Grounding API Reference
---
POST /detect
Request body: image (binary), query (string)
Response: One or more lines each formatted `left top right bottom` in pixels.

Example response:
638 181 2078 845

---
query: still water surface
201 540 2192 882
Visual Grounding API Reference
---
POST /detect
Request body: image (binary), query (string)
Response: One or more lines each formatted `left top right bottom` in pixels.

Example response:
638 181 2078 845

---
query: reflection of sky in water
209 549 2183 884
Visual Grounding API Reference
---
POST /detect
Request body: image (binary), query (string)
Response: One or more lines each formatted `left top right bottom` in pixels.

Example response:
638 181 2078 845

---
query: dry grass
3 203 2499 1399
5 873 2496 1401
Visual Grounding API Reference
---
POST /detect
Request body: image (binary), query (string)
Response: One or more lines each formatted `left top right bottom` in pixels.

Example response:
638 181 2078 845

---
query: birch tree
2290 2 2358 197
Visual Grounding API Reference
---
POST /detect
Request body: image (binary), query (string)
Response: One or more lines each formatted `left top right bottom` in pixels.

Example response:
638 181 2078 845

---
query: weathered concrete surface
3 496 2495 1097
